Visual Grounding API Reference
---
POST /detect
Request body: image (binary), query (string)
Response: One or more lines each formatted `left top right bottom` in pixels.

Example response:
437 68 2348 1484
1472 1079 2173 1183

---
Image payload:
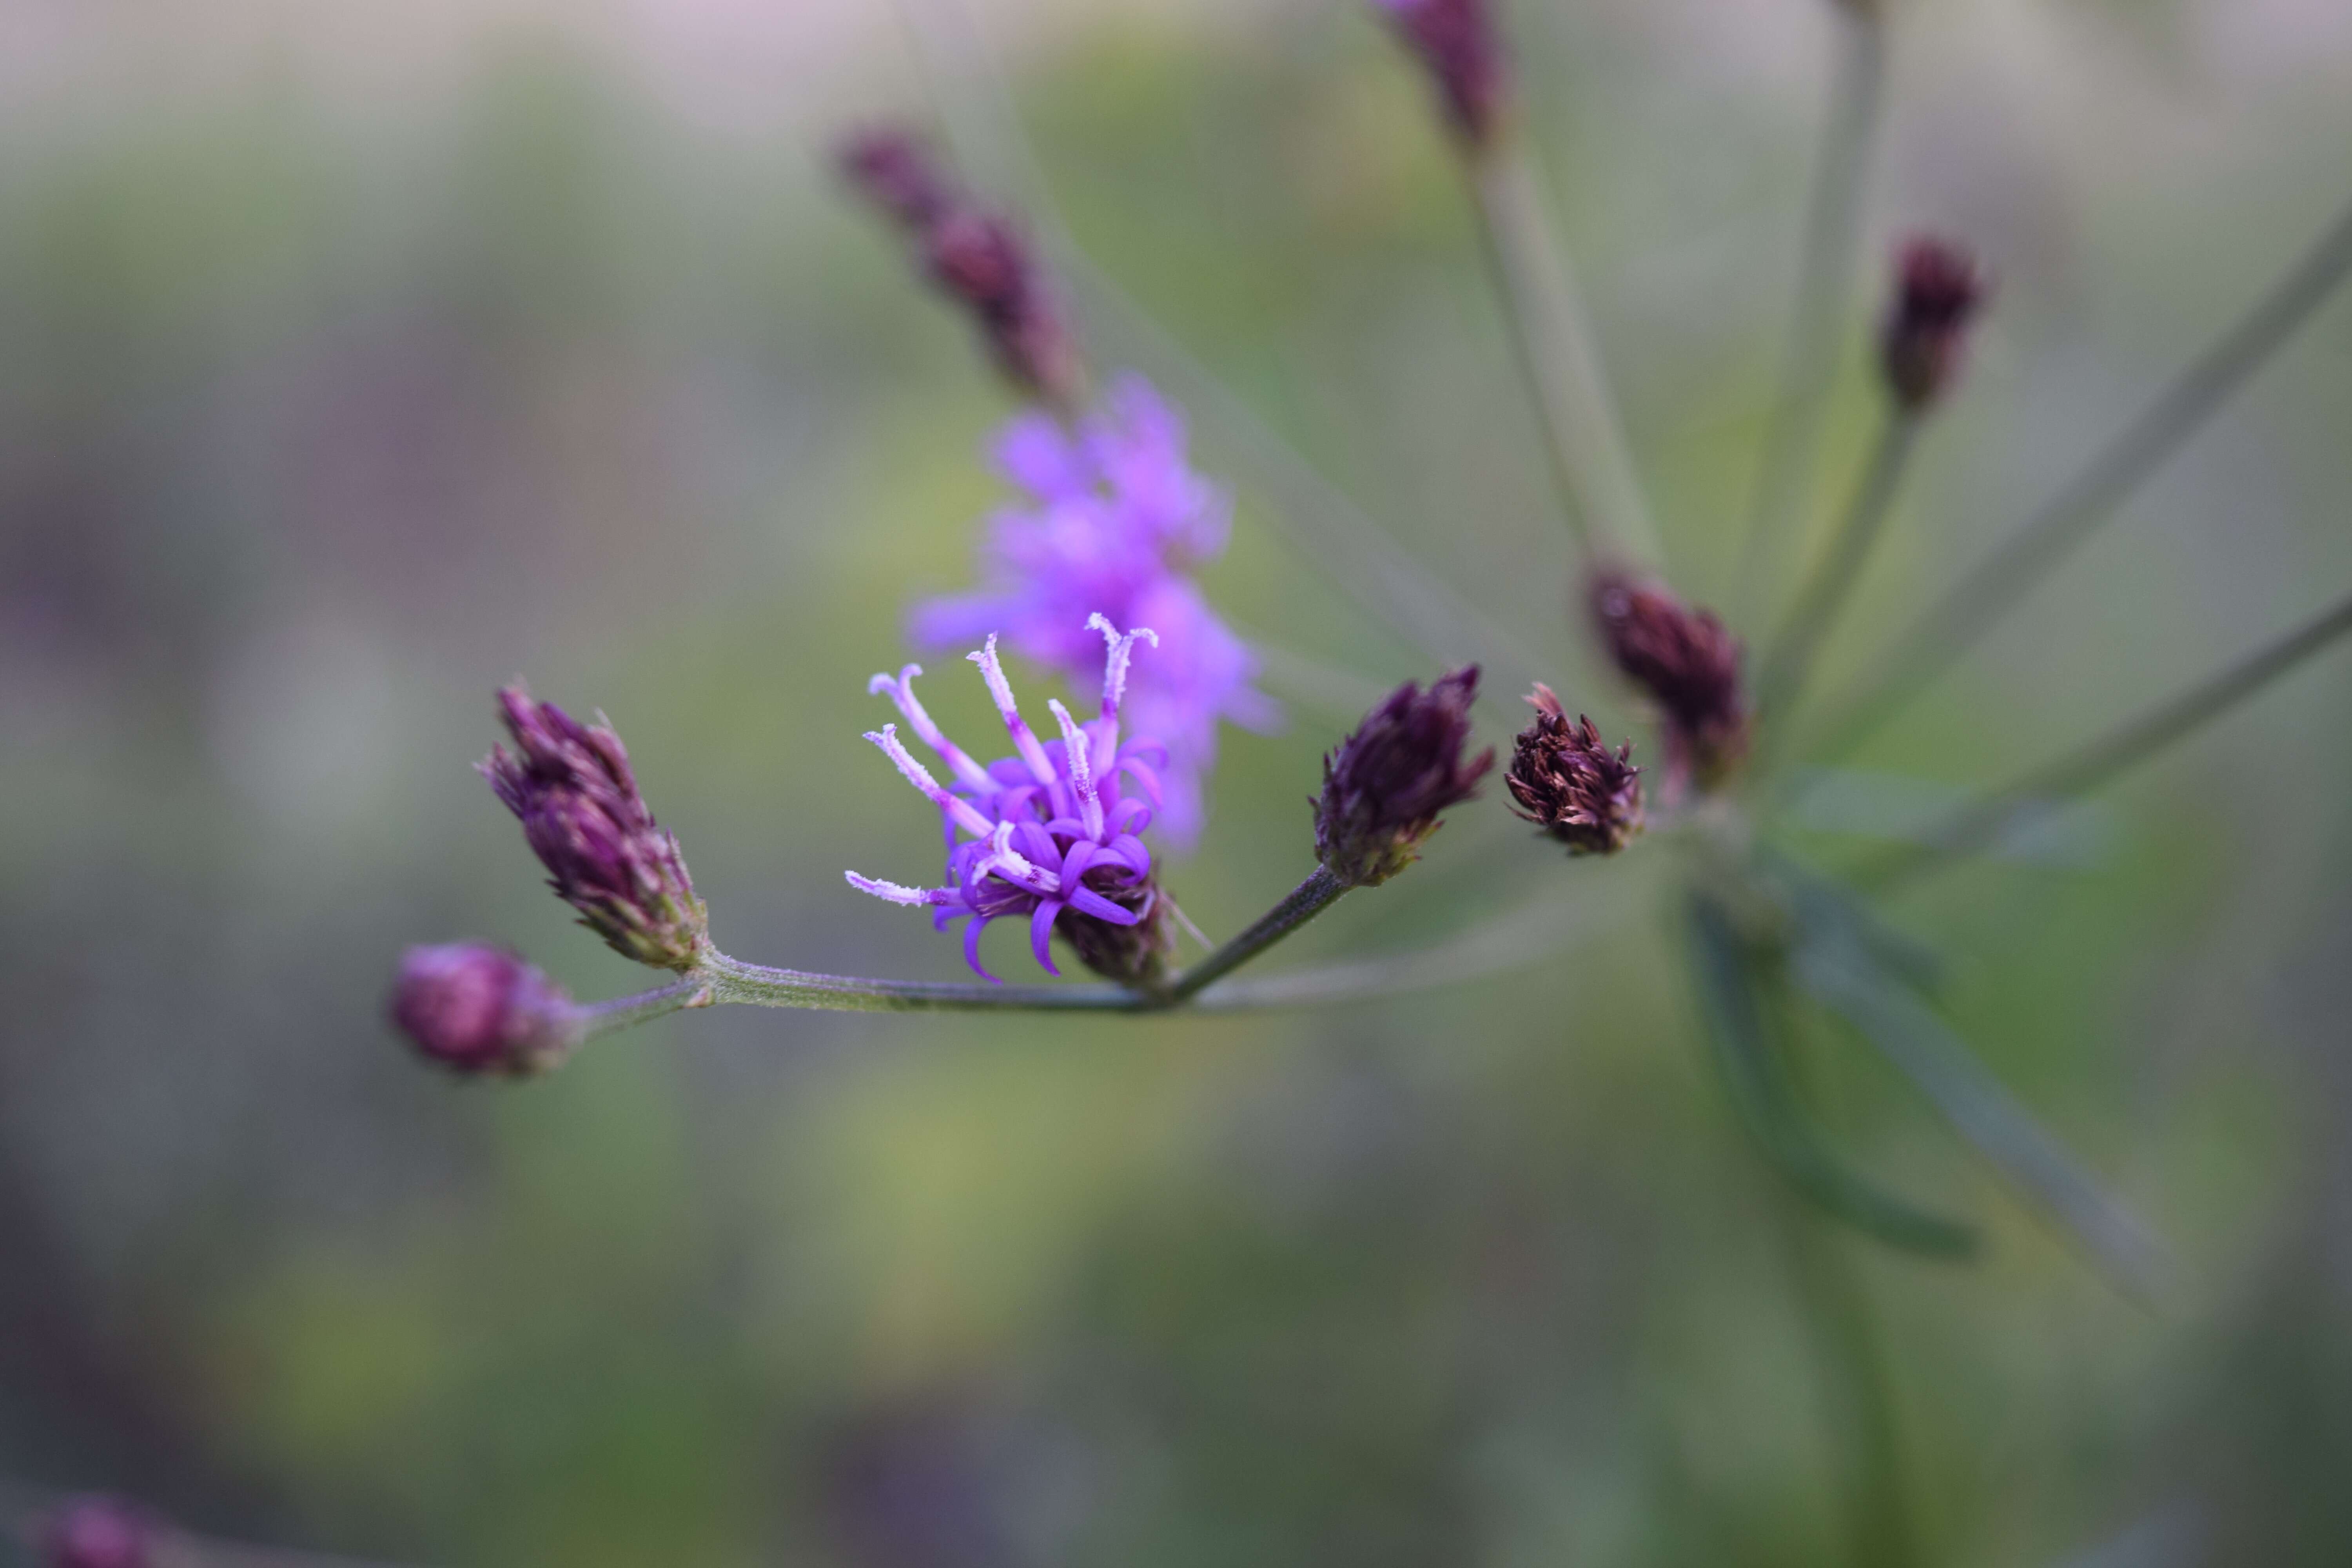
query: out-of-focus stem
1805 194 2352 767
1470 140 1663 570
1857 585 2352 893
1732 10 1887 627
1163 866 1351 1003
1755 412 1919 729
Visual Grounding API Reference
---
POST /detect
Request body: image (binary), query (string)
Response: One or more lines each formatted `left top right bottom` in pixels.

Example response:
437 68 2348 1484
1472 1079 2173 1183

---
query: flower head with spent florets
480 686 709 971
1315 665 1494 888
1506 684 1644 855
848 615 1176 988
913 374 1278 847
1588 571 1750 794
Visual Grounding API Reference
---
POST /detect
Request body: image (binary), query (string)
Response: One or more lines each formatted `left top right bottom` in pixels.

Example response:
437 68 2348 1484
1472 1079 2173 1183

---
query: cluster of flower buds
1880 236 1988 412
1505 684 1643 855
390 944 581 1077
1314 666 1494 887
1588 572 1749 792
838 128 1083 407
849 615 1176 987
1374 0 1509 151
480 686 708 972
39 1496 160 1568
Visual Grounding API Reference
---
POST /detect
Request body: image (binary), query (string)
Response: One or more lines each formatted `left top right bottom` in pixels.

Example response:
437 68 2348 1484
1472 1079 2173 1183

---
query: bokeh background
5 0 2352 1563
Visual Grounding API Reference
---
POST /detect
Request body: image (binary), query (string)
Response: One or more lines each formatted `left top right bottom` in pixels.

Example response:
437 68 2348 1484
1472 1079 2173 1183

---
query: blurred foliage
3 4 2352 1566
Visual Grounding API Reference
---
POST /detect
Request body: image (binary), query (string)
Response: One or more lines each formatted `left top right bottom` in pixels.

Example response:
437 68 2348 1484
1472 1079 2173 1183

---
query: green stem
1470 140 1663 570
1163 866 1352 1004
1755 412 1919 730
1804 192 2352 767
1732 9 1888 628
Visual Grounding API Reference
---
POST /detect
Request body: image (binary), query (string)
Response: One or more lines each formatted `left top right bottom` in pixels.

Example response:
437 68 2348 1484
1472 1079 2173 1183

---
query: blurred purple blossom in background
912 374 1278 847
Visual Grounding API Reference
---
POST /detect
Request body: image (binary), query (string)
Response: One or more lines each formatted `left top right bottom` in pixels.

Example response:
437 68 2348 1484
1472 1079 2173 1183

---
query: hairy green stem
1755 412 1920 729
1732 9 1889 627
1805 193 2352 766
1857 584 2352 893
1470 141 1663 569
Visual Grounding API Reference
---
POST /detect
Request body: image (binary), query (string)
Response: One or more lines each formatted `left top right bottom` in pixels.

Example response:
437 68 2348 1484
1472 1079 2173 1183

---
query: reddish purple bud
1506 684 1644 855
390 944 580 1078
923 211 1082 407
1316 665 1495 887
1881 236 1987 410
1376 0 1510 150
838 129 953 230
481 685 708 970
39 1497 158 1568
1588 572 1750 791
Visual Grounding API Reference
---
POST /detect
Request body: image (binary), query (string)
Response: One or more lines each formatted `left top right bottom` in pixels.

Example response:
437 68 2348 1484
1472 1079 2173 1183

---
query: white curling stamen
967 634 1058 786
869 665 993 792
866 725 997 840
844 871 947 906
975 820 1060 895
1047 698 1105 841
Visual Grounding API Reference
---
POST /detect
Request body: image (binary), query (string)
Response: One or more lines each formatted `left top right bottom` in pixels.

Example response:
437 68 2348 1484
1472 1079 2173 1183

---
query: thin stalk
1755 412 1920 728
1857 586 2352 894
1470 142 1664 569
1732 9 1889 628
1163 866 1352 1004
1806 194 2352 766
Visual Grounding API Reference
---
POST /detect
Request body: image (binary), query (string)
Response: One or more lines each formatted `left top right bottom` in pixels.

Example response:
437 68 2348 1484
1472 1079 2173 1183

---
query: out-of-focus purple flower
848 616 1175 988
1315 665 1493 887
1506 684 1643 855
40 1496 158 1568
836 125 1083 407
911 375 1276 846
1375 0 1509 150
1881 236 1989 411
481 685 708 970
1588 572 1749 791
390 943 581 1077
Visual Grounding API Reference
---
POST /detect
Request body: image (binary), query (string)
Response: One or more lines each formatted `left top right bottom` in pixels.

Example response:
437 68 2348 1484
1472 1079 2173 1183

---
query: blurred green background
4 0 2352 1563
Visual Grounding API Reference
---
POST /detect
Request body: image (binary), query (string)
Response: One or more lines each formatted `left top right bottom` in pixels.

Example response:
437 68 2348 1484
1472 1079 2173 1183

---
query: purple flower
40 1497 158 1568
389 944 581 1077
1375 0 1509 150
847 615 1174 987
481 685 709 971
911 375 1277 845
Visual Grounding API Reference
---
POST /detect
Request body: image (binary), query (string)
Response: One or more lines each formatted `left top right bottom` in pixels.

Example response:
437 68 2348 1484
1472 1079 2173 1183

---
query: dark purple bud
1315 666 1495 887
40 1497 158 1568
480 684 708 971
1506 684 1644 855
923 211 1083 407
1375 0 1510 150
1588 572 1750 791
838 128 953 230
390 944 581 1078
1881 236 1987 411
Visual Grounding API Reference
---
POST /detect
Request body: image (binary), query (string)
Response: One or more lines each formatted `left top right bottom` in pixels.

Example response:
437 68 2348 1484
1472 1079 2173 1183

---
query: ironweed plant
258 0 2352 1563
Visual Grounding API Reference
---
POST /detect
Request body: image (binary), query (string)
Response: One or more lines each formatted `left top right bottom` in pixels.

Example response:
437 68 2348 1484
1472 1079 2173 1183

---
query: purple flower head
40 1497 159 1568
1881 236 1989 411
1315 665 1494 888
911 375 1278 846
847 616 1175 987
1376 0 1510 149
1506 684 1644 855
390 943 581 1078
481 685 708 970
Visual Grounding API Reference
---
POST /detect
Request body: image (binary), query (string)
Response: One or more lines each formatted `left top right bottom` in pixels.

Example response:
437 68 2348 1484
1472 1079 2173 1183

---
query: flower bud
1315 666 1494 887
1880 236 1987 411
390 944 581 1078
40 1497 159 1568
1375 0 1509 151
923 210 1083 407
481 684 708 971
1506 684 1643 855
837 128 952 230
1588 572 1749 791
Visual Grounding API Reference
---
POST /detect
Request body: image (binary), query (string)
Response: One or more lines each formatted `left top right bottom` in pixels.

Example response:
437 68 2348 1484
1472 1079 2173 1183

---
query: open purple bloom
848 615 1174 986
911 374 1277 846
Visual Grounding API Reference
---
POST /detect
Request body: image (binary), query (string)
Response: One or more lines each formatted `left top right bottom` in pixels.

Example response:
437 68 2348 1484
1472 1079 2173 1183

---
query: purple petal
1029 900 1065 975
1067 887 1140 925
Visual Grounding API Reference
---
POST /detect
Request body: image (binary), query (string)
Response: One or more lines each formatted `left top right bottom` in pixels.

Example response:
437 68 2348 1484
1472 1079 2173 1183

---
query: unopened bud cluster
1375 0 1509 151
391 944 581 1078
1316 666 1494 887
481 685 708 971
838 129 1083 406
1589 572 1749 791
1506 685 1642 855
1881 236 1987 411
